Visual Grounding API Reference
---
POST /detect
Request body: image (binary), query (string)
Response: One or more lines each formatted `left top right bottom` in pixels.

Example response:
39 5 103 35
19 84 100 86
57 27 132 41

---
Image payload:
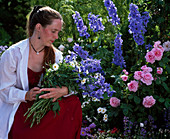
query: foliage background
0 0 169 137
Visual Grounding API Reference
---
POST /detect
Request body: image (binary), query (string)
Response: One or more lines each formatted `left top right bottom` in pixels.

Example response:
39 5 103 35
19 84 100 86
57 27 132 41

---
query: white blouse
0 39 63 139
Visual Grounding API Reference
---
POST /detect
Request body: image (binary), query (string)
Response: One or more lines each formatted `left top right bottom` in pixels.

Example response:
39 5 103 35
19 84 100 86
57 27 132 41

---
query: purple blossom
85 127 91 132
142 11 150 27
80 58 102 73
148 115 157 129
145 44 153 50
88 13 105 32
80 128 87 136
112 33 126 68
128 3 149 45
89 123 96 128
123 116 133 136
0 45 8 55
65 44 116 100
104 0 120 26
73 43 89 59
72 11 90 39
64 51 77 63
140 127 147 137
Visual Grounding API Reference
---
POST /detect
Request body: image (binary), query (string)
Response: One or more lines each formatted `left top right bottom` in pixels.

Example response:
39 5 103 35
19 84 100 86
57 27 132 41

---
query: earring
38 32 40 39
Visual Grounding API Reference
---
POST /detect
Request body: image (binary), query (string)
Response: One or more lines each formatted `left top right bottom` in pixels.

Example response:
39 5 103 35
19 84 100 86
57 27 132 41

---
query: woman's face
40 19 62 47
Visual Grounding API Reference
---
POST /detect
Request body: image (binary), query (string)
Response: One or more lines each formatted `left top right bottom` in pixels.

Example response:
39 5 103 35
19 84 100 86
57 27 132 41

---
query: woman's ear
35 23 42 31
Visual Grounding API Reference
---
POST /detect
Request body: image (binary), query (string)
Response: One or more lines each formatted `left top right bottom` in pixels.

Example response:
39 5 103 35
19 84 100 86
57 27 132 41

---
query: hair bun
33 5 43 13
30 5 43 20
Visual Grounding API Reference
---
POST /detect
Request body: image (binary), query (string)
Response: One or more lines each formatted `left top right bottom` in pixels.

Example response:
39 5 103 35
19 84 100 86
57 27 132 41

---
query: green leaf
128 94 133 100
155 78 161 84
166 65 170 74
162 57 169 63
158 98 165 103
162 82 170 92
161 77 167 82
165 101 170 108
134 96 141 104
103 92 109 100
52 101 60 112
159 61 164 67
113 111 119 117
123 108 128 116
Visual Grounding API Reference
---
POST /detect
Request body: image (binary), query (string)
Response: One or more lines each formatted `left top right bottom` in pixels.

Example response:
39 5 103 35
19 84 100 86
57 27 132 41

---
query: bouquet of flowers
24 61 83 127
24 46 115 127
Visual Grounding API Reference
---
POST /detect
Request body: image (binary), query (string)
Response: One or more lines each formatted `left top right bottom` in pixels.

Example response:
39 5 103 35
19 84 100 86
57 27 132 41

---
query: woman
0 6 82 139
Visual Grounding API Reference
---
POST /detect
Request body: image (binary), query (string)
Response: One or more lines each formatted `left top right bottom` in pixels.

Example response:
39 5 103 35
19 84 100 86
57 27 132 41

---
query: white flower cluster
97 107 108 122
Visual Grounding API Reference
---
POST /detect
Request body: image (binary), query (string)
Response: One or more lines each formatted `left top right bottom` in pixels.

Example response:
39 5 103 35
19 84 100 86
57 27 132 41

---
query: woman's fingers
40 88 55 92
39 87 68 101
25 87 41 101
39 92 60 99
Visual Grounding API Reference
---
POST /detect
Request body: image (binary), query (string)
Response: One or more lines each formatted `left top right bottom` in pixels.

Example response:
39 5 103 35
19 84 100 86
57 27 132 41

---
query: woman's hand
25 87 41 101
39 86 68 102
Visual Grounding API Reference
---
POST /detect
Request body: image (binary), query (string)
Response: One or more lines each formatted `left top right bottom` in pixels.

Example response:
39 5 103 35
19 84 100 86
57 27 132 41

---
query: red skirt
8 95 82 139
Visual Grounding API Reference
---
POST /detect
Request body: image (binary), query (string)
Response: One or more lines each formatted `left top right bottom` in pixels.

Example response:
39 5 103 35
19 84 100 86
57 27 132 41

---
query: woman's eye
52 31 56 33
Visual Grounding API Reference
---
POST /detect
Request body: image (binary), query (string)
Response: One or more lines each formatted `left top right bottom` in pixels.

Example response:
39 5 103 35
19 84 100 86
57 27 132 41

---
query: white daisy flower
97 107 103 113
92 97 97 102
69 61 75 67
82 94 87 98
103 114 108 122
81 78 86 85
101 108 107 114
52 63 59 71
47 68 53 72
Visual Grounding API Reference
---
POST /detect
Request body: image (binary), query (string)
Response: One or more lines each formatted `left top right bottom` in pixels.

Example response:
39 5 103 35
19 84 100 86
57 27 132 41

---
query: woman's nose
55 33 59 39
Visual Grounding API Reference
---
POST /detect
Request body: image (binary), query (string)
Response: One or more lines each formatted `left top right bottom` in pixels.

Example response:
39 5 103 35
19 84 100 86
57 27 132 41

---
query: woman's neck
29 36 45 54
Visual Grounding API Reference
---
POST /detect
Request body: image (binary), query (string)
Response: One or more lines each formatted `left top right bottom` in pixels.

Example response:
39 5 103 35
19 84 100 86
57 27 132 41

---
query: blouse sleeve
0 49 27 104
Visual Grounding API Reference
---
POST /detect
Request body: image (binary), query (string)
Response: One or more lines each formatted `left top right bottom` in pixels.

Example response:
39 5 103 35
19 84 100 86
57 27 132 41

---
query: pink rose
134 71 143 80
122 69 128 75
145 51 155 64
122 69 126 73
121 75 128 81
141 72 154 85
128 80 139 92
154 41 164 52
154 41 161 47
151 47 163 61
125 71 129 75
110 97 120 107
157 45 164 52
157 67 163 74
141 65 152 73
142 96 156 108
